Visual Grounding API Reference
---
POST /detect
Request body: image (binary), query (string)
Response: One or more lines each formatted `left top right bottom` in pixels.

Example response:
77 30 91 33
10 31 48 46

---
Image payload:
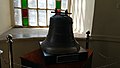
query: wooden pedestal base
21 48 93 68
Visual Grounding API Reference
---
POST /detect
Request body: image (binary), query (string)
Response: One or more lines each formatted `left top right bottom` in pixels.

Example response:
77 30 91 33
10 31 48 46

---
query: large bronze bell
40 9 80 54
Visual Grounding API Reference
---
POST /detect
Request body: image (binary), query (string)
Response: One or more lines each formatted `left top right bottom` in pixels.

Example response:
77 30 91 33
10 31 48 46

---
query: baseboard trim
91 35 120 43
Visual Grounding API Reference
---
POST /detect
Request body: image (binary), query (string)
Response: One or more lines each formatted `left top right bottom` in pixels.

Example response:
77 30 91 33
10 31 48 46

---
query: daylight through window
14 0 68 27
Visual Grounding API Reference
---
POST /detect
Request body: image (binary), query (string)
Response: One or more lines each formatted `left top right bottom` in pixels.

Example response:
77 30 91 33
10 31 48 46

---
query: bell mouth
40 41 80 54
42 46 79 54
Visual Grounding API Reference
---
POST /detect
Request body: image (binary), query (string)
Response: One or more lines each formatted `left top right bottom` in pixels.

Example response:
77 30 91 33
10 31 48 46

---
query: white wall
0 0 12 35
92 0 120 39
91 0 120 68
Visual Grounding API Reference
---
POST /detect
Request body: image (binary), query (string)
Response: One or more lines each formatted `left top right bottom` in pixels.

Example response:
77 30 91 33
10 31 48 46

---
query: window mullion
46 0 48 26
21 0 22 26
68 0 71 13
36 0 39 26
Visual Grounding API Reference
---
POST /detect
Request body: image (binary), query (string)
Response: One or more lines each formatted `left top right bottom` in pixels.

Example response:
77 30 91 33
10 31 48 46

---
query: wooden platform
21 48 93 68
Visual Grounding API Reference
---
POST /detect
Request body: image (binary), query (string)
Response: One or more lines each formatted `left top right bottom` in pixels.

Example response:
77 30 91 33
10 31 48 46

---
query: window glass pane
61 0 68 10
38 10 46 26
22 9 28 17
38 0 46 8
48 0 55 9
22 0 28 8
14 0 21 7
47 10 55 26
14 9 22 26
29 10 37 26
28 0 37 8
23 18 29 26
56 0 61 9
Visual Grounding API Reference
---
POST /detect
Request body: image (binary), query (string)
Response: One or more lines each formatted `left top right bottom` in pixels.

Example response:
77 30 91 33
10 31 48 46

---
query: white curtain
70 0 95 37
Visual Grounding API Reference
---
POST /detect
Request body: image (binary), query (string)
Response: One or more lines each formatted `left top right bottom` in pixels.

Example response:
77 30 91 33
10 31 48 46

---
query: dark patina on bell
40 9 80 54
